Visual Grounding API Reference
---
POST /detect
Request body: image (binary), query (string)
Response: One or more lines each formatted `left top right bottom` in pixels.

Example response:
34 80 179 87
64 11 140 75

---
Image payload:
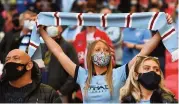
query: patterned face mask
92 52 111 67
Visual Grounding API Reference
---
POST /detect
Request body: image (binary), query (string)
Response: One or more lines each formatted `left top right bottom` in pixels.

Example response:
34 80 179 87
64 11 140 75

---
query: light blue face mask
91 52 111 67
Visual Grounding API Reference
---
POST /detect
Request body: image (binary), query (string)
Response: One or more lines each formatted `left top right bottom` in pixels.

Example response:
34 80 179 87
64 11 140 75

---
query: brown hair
84 39 113 96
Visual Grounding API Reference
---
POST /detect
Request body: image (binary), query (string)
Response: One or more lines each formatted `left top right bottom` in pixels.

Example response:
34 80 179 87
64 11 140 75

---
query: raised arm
39 26 76 77
128 32 161 69
128 13 173 69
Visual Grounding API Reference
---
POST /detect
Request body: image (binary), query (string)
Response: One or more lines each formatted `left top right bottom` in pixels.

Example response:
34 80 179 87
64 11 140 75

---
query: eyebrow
153 66 160 68
143 65 150 67
143 65 159 68
6 55 20 59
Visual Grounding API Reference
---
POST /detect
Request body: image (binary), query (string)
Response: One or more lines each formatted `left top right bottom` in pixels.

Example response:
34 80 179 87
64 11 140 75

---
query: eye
144 67 150 71
155 68 160 72
5 58 9 62
105 49 109 52
14 57 20 61
95 48 100 52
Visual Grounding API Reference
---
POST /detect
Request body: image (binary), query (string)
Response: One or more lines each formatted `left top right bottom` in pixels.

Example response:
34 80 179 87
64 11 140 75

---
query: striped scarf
28 12 178 61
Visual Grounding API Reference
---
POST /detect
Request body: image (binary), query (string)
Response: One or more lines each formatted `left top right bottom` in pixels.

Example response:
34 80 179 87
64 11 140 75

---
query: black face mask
4 62 28 81
138 71 161 90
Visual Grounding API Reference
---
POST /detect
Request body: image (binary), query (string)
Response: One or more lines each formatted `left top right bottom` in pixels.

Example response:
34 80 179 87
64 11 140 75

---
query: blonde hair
120 56 173 102
84 39 113 96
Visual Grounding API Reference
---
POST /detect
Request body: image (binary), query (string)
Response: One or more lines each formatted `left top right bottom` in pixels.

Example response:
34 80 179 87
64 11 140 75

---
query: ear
134 72 139 80
26 61 33 71
58 26 63 33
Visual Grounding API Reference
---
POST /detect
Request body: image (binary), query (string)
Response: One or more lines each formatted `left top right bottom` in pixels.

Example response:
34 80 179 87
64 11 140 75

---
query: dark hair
85 8 97 13
0 1 4 13
148 4 160 10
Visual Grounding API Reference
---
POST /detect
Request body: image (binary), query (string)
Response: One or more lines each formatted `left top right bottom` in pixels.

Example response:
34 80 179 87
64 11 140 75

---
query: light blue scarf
26 12 178 61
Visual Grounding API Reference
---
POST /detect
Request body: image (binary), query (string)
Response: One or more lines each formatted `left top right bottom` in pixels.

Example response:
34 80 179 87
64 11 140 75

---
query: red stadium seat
165 50 178 99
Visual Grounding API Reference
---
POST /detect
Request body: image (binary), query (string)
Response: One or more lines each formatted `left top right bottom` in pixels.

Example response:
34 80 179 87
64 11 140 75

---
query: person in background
120 56 177 103
0 13 22 63
107 0 121 13
0 10 36 64
73 9 115 68
41 26 79 103
99 7 123 67
0 1 13 33
0 2 5 43
62 25 83 43
0 49 61 103
122 28 151 65
18 10 36 52
121 1 152 65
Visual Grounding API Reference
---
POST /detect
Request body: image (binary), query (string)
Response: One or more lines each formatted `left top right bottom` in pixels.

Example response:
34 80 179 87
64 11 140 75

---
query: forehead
94 41 108 48
149 8 159 12
142 59 159 67
7 51 21 58
101 8 112 13
24 13 31 19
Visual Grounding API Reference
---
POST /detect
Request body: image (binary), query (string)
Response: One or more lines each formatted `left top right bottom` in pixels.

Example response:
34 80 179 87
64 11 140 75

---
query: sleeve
114 63 129 82
60 75 76 95
74 66 88 85
59 42 79 95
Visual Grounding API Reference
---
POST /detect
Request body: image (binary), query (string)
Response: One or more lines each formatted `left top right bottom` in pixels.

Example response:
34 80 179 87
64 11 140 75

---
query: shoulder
39 83 55 92
160 89 178 103
37 84 61 103
38 83 59 98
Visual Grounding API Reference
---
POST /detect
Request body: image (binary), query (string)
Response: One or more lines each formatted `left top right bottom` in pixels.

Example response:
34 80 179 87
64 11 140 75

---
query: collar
92 70 107 76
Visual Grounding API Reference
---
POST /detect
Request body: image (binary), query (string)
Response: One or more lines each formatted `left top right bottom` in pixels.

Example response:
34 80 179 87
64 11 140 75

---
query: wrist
133 44 136 49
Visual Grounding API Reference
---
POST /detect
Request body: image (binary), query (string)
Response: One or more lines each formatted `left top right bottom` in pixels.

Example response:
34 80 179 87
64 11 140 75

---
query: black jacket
121 88 177 103
0 29 22 63
0 61 61 103
41 37 79 95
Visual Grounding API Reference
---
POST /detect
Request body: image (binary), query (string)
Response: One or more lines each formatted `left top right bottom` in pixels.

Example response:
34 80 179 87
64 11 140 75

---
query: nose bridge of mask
139 71 156 79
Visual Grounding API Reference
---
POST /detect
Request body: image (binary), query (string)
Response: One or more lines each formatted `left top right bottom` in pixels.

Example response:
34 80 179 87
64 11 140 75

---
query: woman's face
92 41 110 55
138 59 161 75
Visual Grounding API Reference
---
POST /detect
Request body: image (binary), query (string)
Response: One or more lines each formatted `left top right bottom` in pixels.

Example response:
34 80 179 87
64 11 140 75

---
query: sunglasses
137 55 159 60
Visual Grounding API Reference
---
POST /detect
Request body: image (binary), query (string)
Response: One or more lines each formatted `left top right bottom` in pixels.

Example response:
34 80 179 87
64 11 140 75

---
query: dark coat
41 37 79 95
0 61 61 103
0 29 22 63
121 88 177 103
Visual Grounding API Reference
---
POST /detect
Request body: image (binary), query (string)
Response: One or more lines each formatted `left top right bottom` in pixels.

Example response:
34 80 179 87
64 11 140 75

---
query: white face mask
46 26 59 37
23 20 36 30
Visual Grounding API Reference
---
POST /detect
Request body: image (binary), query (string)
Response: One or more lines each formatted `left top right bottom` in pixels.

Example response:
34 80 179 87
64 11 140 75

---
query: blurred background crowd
0 0 178 103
